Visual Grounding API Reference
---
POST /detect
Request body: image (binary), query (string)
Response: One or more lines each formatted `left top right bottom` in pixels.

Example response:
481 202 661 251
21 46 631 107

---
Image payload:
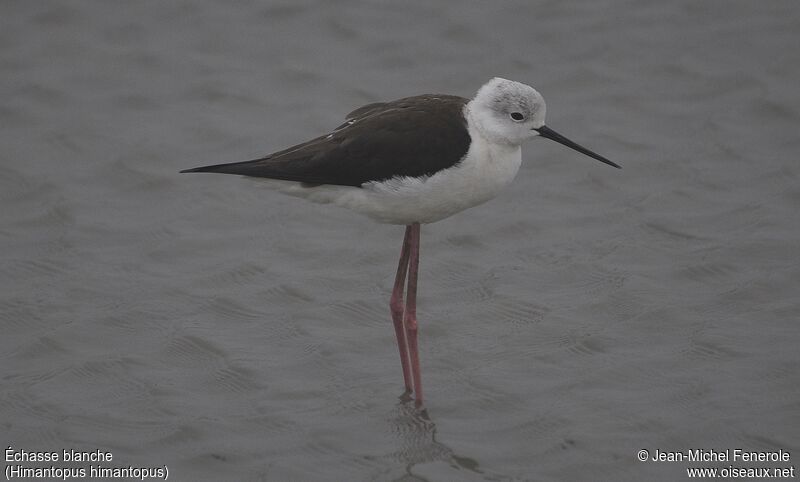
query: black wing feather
180 94 471 187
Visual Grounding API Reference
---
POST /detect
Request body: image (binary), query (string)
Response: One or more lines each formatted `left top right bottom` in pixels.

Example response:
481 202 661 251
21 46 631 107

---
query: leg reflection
386 401 483 478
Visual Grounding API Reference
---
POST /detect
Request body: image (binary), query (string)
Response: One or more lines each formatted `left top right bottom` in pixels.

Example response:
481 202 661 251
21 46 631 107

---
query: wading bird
182 78 619 406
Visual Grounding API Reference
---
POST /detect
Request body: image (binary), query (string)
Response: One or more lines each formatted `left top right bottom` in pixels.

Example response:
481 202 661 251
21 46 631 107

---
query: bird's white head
468 77 546 146
468 77 621 168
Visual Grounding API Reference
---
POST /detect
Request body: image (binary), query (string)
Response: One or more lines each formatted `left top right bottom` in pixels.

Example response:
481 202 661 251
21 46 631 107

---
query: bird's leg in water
405 222 423 405
390 225 413 393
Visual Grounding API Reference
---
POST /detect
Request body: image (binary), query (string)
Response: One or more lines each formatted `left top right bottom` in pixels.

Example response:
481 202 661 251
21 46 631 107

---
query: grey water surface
2 1 798 481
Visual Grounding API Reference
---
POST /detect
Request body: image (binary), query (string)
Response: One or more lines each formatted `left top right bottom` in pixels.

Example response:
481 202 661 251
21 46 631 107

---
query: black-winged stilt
181 77 619 406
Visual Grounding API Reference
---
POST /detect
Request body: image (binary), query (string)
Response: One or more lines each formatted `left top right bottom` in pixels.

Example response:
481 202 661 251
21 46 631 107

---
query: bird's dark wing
180 94 472 187
327 102 389 132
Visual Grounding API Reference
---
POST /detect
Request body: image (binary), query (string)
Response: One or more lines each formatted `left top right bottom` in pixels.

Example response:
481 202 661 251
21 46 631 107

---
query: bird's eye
509 112 525 121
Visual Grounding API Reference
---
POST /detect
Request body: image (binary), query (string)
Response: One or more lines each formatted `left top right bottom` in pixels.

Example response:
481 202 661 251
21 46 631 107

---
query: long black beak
534 125 620 169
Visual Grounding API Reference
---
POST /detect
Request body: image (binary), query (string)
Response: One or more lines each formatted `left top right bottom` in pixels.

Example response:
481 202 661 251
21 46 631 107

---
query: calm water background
2 1 798 480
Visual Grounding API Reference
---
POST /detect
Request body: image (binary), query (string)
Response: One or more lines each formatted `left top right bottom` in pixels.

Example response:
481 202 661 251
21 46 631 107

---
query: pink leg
404 222 423 405
390 226 413 392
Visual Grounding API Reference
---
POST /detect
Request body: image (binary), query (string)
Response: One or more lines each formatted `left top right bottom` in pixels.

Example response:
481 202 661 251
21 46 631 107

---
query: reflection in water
383 397 487 480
